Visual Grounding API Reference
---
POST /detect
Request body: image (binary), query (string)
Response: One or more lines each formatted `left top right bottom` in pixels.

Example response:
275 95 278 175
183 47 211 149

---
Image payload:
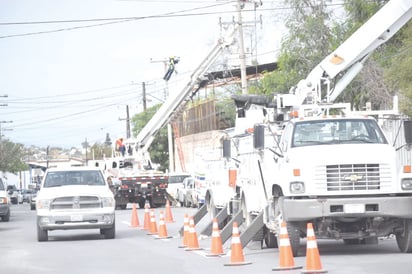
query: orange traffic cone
272 221 302 271
178 213 190 248
130 203 141 228
143 202 150 231
302 223 327 273
224 222 252 266
147 209 158 235
155 211 172 239
206 218 225 256
185 216 203 251
165 200 175 223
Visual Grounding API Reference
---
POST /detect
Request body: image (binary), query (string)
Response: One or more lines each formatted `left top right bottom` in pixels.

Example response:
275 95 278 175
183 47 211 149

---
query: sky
0 0 286 149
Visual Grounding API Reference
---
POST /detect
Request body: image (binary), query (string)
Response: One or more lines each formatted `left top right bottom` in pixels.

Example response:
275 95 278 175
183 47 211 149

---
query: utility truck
200 0 412 255
90 26 238 209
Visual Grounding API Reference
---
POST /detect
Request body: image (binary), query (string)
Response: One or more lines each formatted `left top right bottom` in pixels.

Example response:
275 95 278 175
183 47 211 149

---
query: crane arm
125 28 237 153
294 0 412 105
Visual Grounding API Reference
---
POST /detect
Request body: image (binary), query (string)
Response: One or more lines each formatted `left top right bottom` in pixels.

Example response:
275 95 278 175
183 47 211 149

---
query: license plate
344 204 365 214
71 215 83 222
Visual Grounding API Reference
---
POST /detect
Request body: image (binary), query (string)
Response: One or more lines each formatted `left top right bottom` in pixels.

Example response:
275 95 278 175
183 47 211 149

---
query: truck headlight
37 199 51 210
401 178 412 190
102 197 115 208
290 181 305 194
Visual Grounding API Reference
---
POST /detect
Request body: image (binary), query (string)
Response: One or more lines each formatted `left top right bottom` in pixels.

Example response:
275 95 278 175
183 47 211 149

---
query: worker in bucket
163 56 180 81
115 137 126 157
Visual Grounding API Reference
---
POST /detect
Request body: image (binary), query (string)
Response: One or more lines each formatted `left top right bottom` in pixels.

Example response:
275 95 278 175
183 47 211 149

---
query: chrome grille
326 164 380 191
51 196 101 209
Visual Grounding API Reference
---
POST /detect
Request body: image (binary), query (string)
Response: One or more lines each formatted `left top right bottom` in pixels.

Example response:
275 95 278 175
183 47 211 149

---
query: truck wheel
278 222 300 257
183 197 189 208
101 221 116 239
207 196 218 220
264 228 278 248
2 211 10 222
138 200 145 209
37 223 48 242
240 196 253 231
396 219 412 253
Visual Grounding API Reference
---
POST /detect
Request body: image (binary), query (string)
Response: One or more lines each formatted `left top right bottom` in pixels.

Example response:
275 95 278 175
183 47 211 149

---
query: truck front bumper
282 196 412 221
37 211 115 230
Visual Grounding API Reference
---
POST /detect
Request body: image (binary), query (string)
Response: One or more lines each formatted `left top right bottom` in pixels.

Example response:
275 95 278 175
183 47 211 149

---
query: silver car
0 178 10 222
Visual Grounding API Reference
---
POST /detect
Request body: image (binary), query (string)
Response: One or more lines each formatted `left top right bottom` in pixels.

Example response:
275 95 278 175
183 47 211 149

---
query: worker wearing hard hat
116 137 126 157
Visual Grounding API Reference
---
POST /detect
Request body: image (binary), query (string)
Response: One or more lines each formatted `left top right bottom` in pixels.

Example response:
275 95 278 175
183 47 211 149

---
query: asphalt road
1 203 412 274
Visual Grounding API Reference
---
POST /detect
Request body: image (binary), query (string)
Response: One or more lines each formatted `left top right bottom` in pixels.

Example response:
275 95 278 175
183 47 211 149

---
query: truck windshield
292 119 388 148
44 171 106 188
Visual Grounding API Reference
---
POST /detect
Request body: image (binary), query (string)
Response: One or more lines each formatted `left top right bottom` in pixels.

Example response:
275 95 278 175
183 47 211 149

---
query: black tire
396 219 412 253
183 196 189 208
343 239 361 245
278 221 300 256
37 223 48 242
264 229 278 248
138 200 145 209
101 221 116 239
2 211 10 222
207 196 219 220
30 204 36 210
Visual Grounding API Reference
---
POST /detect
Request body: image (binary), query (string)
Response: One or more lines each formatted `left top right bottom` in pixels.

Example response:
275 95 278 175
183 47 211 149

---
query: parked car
21 189 36 203
177 177 197 208
36 166 116 241
0 178 10 221
167 173 191 200
30 191 38 210
7 185 22 204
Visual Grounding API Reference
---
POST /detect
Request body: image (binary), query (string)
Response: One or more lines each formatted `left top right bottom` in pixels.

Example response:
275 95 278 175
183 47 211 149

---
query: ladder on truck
172 122 186 172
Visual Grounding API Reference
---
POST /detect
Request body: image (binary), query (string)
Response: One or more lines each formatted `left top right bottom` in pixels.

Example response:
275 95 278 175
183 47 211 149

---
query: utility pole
237 0 248 95
119 105 131 139
142 82 147 111
126 105 131 139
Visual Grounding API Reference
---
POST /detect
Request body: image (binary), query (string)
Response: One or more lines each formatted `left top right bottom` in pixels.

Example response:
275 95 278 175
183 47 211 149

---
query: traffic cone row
129 203 326 272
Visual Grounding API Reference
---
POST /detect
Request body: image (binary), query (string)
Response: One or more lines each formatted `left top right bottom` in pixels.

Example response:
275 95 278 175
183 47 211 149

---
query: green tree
385 22 412 117
0 139 27 174
254 0 334 96
255 0 404 111
131 104 169 172
89 142 113 159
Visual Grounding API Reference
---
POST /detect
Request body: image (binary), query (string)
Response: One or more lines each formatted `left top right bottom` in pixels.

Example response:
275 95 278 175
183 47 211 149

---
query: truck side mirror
253 124 265 149
404 121 412 144
223 139 231 158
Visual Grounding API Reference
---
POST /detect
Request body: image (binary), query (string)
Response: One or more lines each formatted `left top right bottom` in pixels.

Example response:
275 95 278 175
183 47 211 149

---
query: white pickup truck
36 166 116 241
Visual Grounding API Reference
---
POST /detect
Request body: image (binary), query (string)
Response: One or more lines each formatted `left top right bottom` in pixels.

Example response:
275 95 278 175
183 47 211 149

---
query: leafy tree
131 104 168 172
255 0 405 111
89 142 112 159
254 0 334 97
0 139 27 175
385 22 412 117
